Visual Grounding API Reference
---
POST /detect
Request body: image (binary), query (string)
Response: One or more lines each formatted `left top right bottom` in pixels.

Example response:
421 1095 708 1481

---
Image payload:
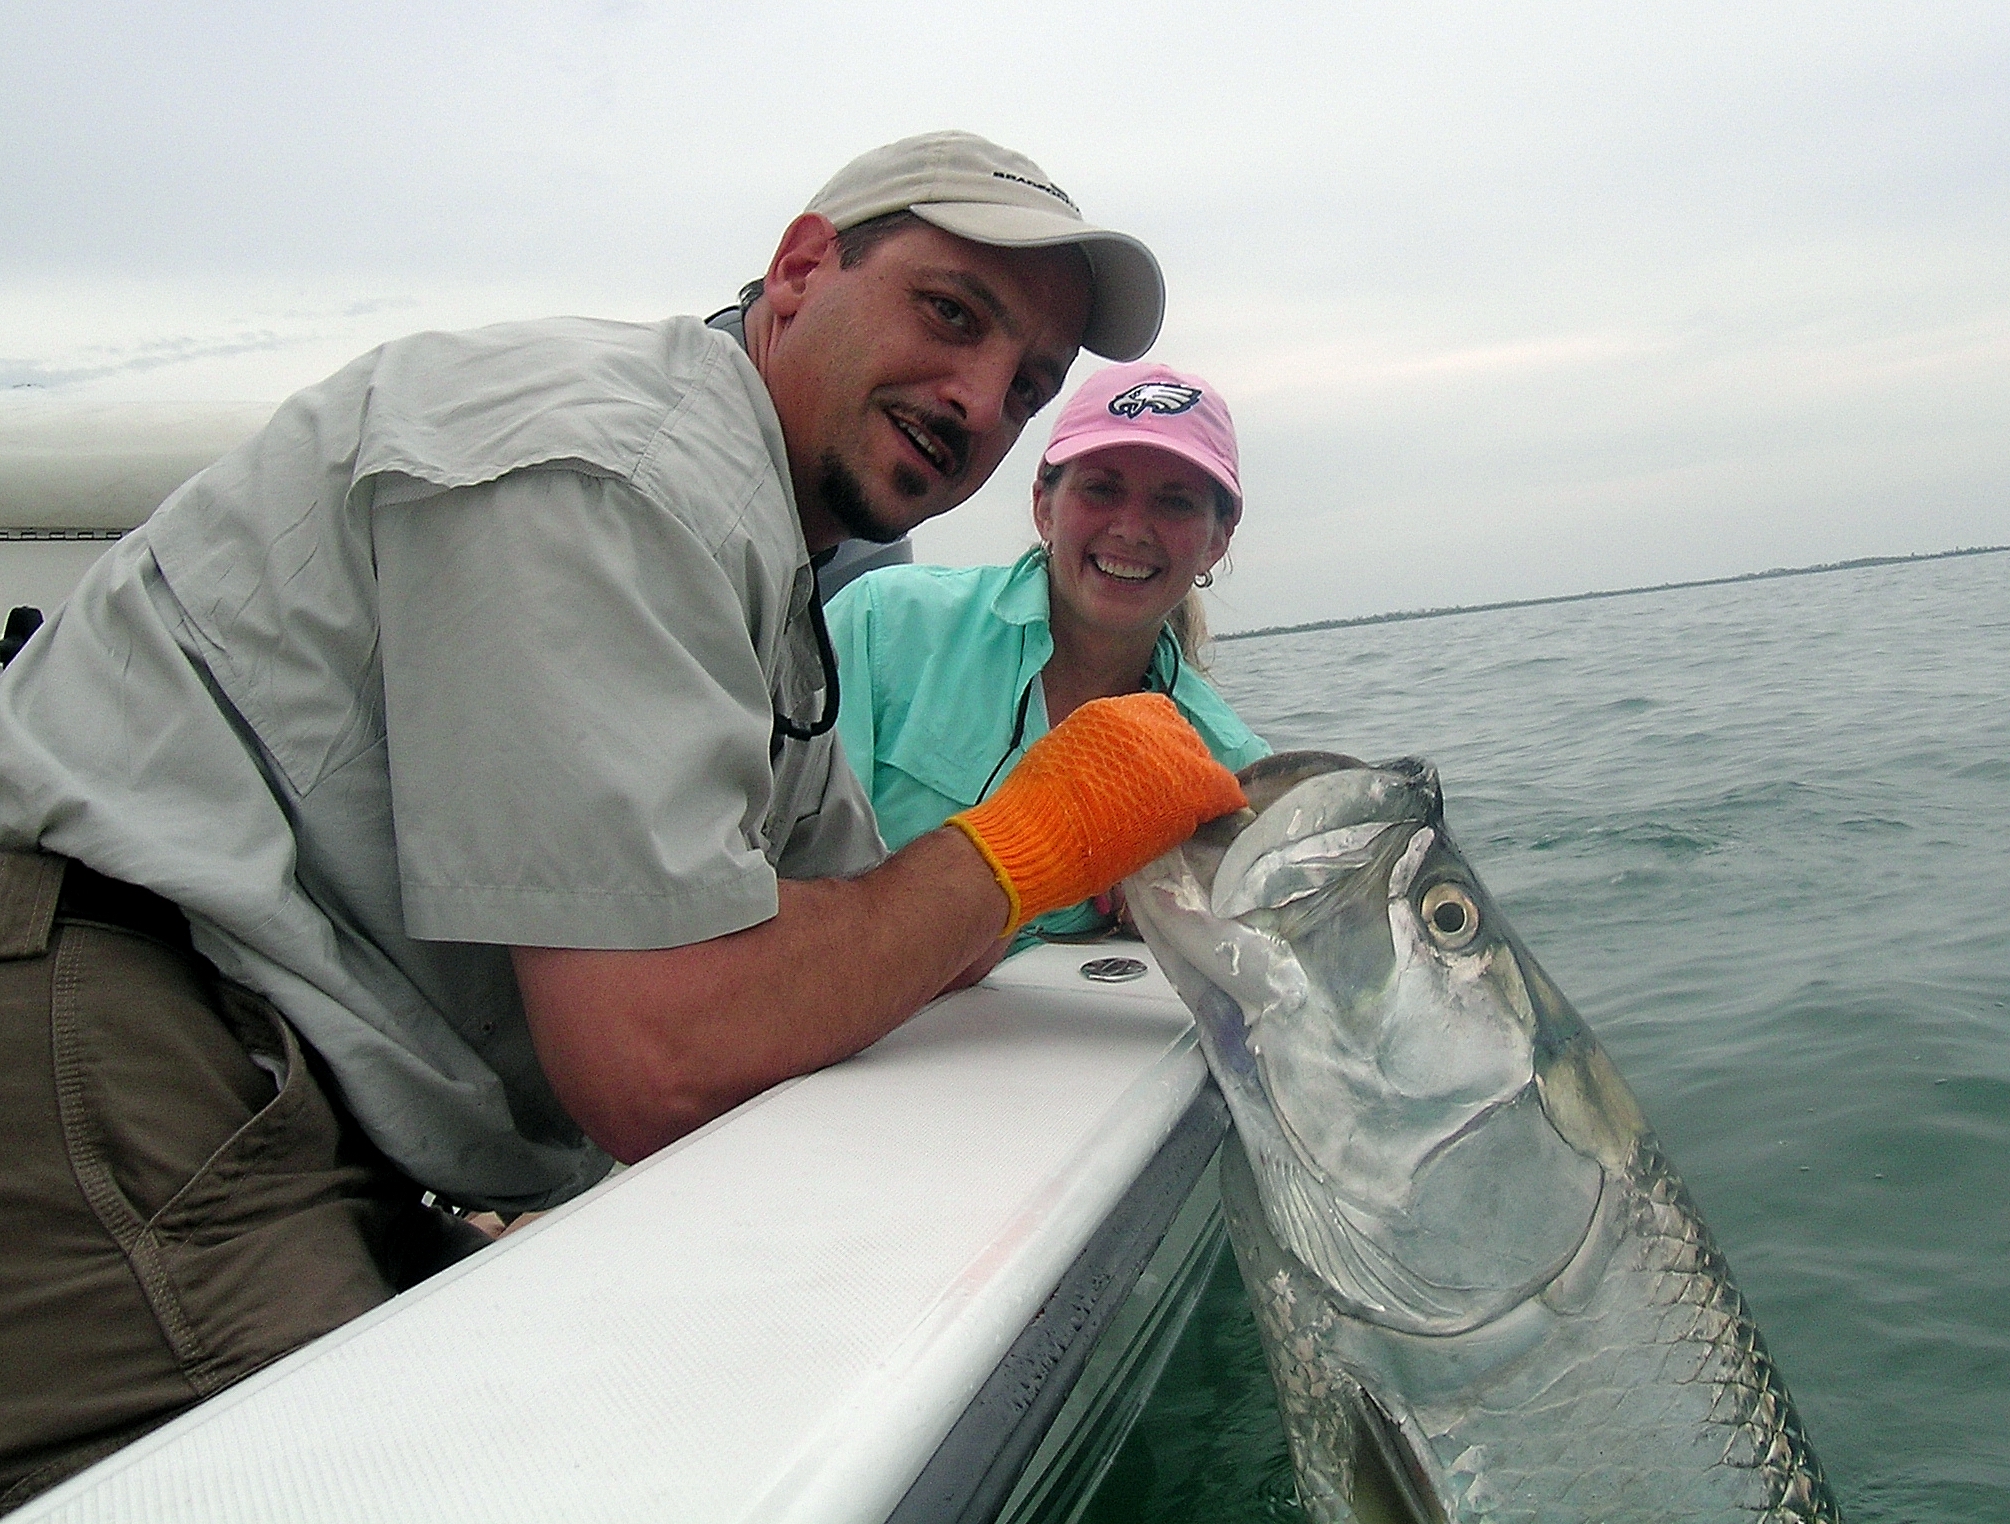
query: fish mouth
1176 752 1436 903
885 405 969 481
1240 751 1378 811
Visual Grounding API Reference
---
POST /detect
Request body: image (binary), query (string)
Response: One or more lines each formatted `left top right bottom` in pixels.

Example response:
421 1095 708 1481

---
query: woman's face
1033 444 1235 643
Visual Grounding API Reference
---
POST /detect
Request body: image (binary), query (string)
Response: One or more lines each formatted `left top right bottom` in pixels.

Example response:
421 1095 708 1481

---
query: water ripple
1123 550 2010 1524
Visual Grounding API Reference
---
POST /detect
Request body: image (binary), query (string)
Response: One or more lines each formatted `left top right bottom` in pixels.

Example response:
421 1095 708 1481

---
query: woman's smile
1089 551 1162 583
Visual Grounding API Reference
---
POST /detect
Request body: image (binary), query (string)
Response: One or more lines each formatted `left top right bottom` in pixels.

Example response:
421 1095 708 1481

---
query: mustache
892 405 973 479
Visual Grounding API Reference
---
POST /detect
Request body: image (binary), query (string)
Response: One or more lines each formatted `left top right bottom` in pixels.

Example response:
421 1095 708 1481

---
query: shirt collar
704 303 750 353
990 548 1187 695
989 548 1055 628
1146 625 1183 694
702 306 817 607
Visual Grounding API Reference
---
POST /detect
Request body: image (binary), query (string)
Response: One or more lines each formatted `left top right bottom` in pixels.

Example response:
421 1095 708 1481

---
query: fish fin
1251 1137 1472 1329
1225 1143 1450 1524
1535 1035 1649 1171
1345 1386 1450 1524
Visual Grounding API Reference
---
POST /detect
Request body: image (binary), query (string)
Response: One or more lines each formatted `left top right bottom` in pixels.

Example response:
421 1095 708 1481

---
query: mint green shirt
826 550 1270 951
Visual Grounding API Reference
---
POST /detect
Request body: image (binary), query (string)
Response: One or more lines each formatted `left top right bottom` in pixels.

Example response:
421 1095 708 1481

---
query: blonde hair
1167 587 1212 669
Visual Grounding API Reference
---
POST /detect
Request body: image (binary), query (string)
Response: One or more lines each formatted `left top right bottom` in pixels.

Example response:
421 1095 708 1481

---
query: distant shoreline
1216 544 2010 644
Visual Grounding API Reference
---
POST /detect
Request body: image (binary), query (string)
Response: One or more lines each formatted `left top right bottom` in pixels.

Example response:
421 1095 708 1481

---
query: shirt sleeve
1173 667 1272 771
774 729 886 881
374 468 784 950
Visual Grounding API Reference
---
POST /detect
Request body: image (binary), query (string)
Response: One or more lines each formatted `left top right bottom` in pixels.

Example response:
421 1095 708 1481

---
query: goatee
815 452 907 545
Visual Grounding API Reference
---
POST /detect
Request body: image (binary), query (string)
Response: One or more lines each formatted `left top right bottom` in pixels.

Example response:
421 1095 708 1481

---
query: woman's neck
1040 613 1164 727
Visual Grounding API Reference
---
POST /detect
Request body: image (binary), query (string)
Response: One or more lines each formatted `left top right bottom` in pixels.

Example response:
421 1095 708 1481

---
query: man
0 132 1242 1504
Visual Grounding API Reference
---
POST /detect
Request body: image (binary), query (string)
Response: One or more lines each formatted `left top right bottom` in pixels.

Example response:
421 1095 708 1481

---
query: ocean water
1082 551 2010 1522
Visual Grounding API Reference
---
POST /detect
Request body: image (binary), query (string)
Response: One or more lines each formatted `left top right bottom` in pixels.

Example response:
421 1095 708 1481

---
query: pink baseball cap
1041 361 1241 511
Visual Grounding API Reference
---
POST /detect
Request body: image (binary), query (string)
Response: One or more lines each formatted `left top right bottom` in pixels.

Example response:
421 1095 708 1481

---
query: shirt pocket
880 709 1018 812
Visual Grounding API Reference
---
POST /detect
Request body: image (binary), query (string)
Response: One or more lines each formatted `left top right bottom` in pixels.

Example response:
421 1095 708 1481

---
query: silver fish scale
1607 1137 1840 1523
1230 1133 1841 1523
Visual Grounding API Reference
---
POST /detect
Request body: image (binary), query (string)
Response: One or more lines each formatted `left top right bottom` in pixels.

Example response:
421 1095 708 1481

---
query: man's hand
948 693 1246 933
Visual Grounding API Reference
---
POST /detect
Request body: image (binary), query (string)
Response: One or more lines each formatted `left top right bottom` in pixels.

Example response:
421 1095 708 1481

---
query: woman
824 360 1269 950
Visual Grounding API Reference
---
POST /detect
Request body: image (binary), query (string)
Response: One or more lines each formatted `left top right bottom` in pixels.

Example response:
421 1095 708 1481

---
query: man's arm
512 826 1006 1165
517 692 1245 1167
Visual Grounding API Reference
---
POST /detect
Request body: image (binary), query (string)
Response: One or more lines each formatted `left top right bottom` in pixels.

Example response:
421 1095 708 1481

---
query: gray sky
4 0 2005 628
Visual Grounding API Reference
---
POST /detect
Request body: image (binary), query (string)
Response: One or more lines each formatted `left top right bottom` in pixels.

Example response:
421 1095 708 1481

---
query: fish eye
1420 882 1480 950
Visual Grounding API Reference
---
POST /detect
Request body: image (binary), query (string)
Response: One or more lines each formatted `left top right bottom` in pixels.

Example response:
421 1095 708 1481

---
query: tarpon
1125 752 1840 1523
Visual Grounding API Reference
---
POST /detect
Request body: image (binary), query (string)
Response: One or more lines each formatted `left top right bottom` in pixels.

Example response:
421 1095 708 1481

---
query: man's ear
763 213 841 320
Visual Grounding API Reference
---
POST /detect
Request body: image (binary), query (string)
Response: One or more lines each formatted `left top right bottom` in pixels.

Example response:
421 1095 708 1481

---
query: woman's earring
1194 569 1214 589
1037 542 1053 563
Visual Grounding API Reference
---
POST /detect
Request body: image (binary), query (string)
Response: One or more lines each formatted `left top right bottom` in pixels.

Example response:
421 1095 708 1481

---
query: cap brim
1042 427 1242 513
912 203 1164 362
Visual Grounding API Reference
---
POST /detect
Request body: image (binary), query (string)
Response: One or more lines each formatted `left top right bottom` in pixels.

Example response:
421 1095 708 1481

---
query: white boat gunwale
20 941 1220 1523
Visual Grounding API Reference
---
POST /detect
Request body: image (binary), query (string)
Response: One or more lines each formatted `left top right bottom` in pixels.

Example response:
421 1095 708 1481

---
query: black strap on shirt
976 626 1185 802
1 606 44 667
705 303 843 753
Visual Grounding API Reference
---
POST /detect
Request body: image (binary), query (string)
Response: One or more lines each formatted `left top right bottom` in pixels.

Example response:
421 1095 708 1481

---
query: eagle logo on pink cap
1108 381 1203 419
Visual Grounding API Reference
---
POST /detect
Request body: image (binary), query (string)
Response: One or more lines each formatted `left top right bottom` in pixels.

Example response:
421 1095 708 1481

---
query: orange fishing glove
948 692 1248 936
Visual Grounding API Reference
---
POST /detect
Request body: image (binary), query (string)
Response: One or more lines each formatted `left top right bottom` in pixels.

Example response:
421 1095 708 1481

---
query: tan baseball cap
805 130 1165 362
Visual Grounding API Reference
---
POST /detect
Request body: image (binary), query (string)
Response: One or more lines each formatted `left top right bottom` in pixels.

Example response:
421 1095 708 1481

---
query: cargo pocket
49 926 405 1402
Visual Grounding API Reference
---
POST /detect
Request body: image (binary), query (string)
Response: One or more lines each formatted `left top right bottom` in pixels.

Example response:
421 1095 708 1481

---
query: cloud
5 0 2005 620
0 333 293 390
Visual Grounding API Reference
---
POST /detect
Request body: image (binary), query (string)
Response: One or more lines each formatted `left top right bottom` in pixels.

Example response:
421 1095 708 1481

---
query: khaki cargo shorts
0 851 483 1510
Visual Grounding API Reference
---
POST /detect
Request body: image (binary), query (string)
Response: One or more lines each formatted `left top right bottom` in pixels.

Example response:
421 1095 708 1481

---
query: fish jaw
1252 826 1548 1210
1126 840 1309 1152
1130 763 1606 1336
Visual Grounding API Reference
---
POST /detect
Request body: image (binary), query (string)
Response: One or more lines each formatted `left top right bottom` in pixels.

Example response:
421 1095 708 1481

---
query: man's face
760 219 1094 549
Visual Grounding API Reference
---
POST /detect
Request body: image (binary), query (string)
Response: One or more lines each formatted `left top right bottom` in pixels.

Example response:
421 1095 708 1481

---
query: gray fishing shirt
0 315 885 1211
